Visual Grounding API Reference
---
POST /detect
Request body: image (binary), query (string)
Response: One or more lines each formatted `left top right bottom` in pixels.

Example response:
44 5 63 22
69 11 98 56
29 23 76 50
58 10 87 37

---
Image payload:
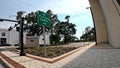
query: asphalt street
0 63 4 68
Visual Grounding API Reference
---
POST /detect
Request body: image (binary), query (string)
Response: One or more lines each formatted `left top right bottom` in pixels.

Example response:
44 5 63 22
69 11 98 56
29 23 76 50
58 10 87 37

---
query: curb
12 46 83 63
0 52 25 68
0 56 14 68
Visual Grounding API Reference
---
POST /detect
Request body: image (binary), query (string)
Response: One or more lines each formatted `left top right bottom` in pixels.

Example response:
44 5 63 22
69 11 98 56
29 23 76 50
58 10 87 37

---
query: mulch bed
24 46 78 58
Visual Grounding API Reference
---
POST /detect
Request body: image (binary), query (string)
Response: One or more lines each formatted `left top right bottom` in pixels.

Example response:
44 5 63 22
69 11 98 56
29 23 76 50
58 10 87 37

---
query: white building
0 28 19 45
0 28 50 46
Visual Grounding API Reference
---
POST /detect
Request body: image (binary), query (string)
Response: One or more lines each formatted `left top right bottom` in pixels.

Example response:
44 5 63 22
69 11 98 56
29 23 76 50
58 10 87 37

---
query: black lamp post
0 19 3 21
19 18 26 56
0 18 26 56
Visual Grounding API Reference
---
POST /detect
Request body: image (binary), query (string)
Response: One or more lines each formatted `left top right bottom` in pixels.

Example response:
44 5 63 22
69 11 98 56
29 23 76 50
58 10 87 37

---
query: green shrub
24 45 77 58
47 46 54 51
57 47 63 53
48 51 56 57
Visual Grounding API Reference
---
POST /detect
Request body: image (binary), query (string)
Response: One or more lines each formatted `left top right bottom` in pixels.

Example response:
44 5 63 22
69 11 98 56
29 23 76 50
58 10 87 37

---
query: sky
0 0 93 39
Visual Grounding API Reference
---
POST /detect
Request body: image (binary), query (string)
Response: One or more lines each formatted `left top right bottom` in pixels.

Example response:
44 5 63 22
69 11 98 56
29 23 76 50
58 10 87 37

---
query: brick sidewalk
1 43 120 68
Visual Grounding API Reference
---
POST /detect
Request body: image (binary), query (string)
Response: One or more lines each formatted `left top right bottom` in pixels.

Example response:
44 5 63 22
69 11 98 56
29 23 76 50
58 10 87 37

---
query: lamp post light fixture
86 7 97 45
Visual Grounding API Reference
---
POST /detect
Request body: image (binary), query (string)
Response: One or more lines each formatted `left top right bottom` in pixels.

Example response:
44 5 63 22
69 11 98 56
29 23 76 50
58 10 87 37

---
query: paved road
0 63 4 68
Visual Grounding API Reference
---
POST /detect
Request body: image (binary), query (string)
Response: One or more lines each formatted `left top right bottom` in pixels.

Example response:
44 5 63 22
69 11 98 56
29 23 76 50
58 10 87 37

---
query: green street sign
37 11 50 28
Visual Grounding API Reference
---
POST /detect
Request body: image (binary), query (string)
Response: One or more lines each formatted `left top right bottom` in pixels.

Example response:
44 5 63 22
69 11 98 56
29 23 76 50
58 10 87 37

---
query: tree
46 10 53 34
46 10 60 45
16 11 77 45
50 34 61 45
80 26 95 41
24 12 45 36
65 15 70 22
55 21 76 43
85 26 91 41
54 15 76 43
16 11 50 36
67 35 79 42
16 11 25 21
46 10 60 34
16 11 51 36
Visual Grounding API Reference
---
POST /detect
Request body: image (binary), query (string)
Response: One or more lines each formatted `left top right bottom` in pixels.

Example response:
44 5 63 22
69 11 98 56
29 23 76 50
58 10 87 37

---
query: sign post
37 11 50 57
43 26 47 57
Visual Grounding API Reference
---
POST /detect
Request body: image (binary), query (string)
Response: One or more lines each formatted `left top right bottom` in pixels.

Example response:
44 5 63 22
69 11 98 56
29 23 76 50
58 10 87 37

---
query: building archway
89 0 120 47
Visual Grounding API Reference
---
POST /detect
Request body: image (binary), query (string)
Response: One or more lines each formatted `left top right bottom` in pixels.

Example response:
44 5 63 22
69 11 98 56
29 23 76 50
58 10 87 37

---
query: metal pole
20 18 26 56
18 21 21 53
0 18 18 22
43 26 47 57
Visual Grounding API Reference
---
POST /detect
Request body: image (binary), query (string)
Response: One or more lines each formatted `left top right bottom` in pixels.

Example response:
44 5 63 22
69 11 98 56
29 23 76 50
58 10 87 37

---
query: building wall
0 29 9 44
0 28 19 45
9 30 19 45
99 0 120 47
0 28 50 45
89 0 109 44
89 0 120 47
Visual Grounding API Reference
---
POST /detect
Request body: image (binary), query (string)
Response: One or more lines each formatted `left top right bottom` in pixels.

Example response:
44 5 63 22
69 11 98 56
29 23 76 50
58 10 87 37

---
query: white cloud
38 0 90 15
55 0 90 15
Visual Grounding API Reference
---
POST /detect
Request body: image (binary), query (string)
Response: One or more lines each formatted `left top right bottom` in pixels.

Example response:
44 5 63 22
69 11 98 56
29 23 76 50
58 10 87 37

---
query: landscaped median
13 46 83 63
24 43 96 63
0 43 95 68
25 46 82 63
8 47 82 63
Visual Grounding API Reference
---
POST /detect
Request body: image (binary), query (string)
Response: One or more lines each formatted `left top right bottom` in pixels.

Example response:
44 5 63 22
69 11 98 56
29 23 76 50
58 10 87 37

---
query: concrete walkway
0 63 4 68
0 43 120 68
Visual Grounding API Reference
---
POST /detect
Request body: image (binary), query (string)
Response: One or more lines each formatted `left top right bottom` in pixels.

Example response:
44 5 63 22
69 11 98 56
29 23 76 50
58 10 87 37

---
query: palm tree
80 26 95 41
46 10 53 34
85 26 91 41
55 21 76 43
46 10 60 45
65 15 70 22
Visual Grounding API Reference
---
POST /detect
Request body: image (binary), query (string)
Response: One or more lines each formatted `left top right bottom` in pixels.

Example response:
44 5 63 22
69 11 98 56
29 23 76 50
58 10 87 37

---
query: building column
89 0 109 44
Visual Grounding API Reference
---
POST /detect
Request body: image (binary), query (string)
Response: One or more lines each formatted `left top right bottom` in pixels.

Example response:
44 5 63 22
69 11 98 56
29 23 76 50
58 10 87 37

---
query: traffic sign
37 11 50 28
